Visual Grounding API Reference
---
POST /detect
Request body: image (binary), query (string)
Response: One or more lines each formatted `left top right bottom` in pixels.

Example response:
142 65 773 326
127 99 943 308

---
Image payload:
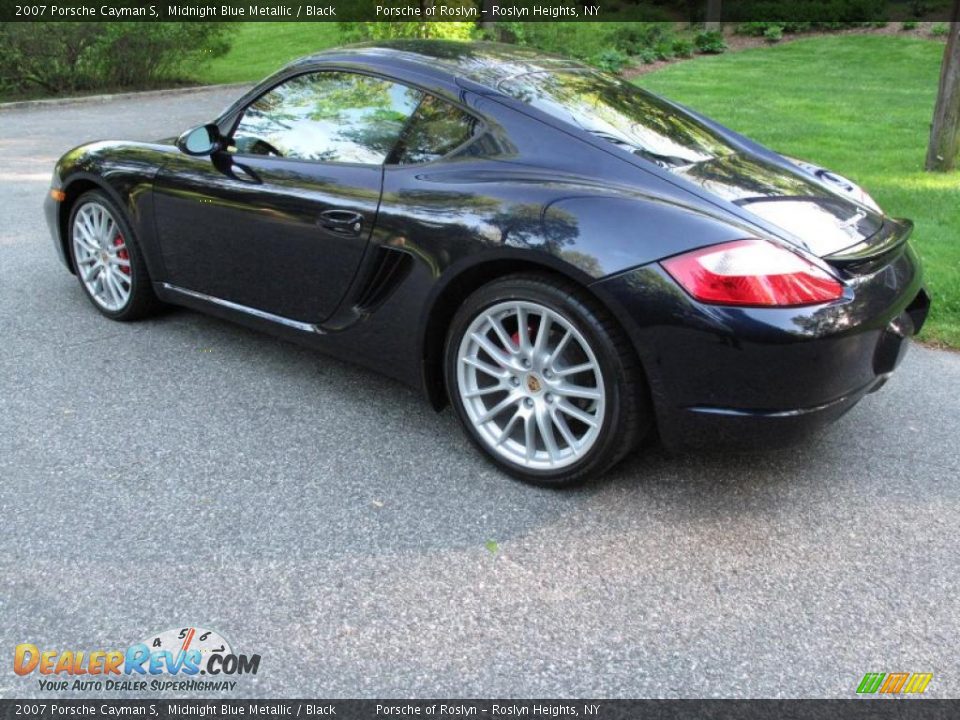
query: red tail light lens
661 239 844 307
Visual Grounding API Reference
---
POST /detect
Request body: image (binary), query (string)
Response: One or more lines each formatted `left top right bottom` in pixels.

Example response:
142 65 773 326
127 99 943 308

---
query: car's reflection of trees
677 153 827 201
377 183 587 277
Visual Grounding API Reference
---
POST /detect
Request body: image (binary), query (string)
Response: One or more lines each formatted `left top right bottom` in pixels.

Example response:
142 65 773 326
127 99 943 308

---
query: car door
152 71 423 323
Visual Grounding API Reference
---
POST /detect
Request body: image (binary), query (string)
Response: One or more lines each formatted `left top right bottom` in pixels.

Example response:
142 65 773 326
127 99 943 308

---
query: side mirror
177 124 222 156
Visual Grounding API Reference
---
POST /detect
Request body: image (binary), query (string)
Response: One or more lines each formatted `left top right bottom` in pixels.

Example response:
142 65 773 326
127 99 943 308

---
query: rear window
498 70 736 168
392 95 480 165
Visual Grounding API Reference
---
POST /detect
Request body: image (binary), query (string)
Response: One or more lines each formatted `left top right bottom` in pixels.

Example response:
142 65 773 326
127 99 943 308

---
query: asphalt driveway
0 88 958 699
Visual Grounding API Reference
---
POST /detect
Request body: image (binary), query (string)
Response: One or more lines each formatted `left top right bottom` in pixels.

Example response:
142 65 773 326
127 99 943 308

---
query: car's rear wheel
445 274 650 486
68 190 160 320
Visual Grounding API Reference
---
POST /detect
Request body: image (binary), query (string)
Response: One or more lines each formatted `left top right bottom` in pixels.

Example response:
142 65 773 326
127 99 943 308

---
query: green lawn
197 23 341 84
641 35 960 348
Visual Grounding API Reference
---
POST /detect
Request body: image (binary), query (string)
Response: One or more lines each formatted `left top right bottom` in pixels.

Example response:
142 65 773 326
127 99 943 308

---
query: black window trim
385 92 485 168
220 66 487 170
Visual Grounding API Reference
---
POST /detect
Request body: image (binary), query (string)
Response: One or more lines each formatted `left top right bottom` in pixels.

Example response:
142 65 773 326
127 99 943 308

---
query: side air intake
354 246 413 313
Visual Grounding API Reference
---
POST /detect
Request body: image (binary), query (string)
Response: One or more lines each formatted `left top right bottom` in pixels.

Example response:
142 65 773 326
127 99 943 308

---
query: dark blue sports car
45 40 929 485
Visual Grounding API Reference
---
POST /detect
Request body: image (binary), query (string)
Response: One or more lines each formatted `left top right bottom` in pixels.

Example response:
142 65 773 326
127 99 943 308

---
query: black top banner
1 700 960 720
2 0 958 22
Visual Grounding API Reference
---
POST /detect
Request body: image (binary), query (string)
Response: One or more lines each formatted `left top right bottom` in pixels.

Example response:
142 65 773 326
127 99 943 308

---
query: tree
478 0 498 31
705 0 722 32
926 1 960 172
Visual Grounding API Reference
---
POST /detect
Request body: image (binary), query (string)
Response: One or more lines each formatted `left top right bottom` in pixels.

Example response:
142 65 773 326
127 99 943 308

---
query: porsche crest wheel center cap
526 374 543 394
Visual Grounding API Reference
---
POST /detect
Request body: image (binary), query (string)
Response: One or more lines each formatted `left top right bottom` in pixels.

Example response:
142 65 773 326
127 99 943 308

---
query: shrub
695 30 728 54
608 23 675 56
763 25 785 42
0 22 231 96
592 48 629 73
901 20 919 30
672 38 695 58
930 23 949 37
638 48 659 64
653 39 676 60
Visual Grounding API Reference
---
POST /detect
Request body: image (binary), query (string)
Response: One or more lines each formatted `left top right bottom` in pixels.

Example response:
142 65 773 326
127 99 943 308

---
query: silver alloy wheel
72 201 132 312
457 300 606 470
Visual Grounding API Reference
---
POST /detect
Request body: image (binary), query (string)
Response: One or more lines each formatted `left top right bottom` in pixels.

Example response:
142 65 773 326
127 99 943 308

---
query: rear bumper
591 242 929 450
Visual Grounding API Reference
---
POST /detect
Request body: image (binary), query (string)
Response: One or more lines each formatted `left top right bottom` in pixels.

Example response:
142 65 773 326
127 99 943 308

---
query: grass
196 23 342 84
640 35 960 347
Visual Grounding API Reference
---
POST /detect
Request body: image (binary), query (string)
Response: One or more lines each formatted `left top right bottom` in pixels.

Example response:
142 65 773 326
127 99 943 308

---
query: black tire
444 273 651 486
68 189 161 321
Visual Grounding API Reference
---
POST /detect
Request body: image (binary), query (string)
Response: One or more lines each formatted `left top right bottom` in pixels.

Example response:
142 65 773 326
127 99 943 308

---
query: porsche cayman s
45 41 929 485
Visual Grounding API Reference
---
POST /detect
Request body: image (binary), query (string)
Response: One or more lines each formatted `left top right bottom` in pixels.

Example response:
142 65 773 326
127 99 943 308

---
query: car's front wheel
68 190 160 320
445 274 650 486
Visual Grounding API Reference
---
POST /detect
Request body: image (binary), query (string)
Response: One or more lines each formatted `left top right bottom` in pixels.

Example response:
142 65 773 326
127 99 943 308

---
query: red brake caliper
114 233 130 275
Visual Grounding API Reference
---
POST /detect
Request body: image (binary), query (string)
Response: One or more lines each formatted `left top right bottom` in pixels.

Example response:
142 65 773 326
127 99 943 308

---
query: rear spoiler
825 218 913 269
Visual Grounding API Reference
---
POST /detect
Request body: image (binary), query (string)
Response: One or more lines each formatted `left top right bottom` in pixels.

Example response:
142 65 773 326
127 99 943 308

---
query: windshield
498 70 737 168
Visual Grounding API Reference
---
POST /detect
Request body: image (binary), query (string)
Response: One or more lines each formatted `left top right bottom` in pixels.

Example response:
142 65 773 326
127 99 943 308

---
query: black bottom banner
1 700 959 720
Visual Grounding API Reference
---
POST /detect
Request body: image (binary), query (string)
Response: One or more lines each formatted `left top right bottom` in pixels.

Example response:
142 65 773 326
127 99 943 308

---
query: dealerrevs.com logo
14 627 261 692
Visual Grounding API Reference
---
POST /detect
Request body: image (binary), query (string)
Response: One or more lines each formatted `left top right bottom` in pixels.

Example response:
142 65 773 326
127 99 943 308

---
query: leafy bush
694 30 728 54
638 48 659 64
592 48 629 73
764 25 785 42
672 38 695 58
901 20 919 30
653 39 676 60
930 23 949 36
0 22 231 96
608 23 675 56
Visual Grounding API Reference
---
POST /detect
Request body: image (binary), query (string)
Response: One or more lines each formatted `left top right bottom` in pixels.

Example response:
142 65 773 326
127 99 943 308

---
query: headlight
785 156 883 215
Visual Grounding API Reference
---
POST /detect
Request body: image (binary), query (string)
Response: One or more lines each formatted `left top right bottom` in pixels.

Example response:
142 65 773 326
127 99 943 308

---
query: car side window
232 72 423 164
392 94 481 165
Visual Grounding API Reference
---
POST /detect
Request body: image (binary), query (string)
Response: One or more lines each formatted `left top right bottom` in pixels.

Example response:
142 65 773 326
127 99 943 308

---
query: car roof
288 40 589 96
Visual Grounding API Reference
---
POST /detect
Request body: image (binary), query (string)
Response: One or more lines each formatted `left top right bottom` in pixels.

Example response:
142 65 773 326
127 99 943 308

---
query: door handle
318 209 364 236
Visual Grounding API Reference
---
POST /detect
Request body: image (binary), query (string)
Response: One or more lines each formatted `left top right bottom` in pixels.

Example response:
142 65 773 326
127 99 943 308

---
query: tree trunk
705 0 722 32
478 0 497 30
926 6 960 172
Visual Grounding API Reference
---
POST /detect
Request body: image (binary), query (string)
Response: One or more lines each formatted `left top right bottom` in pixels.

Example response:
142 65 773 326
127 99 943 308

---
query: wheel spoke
470 331 514 369
103 270 121 307
523 411 536 461
477 392 521 424
536 407 559 463
75 227 98 252
533 313 551 356
556 383 602 401
495 409 522 447
550 409 580 456
80 212 98 243
463 384 505 400
516 307 532 353
547 329 572 367
557 399 599 428
96 206 107 237
554 361 594 377
462 355 507 380
487 314 517 354
111 266 131 290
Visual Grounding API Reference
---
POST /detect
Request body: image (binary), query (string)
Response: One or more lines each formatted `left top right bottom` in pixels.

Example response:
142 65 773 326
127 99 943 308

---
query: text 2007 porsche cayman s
45 41 929 485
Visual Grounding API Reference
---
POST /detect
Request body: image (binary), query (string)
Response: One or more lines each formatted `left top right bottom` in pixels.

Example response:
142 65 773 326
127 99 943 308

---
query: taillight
661 239 844 307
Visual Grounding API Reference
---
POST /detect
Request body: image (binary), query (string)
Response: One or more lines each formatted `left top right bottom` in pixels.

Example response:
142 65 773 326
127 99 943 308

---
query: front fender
51 141 175 279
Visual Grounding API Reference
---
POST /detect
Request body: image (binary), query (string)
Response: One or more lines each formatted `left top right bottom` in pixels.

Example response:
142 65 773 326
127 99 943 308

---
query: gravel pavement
0 87 958 699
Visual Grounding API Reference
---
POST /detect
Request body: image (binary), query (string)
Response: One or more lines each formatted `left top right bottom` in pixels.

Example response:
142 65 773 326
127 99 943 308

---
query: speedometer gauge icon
139 627 232 660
